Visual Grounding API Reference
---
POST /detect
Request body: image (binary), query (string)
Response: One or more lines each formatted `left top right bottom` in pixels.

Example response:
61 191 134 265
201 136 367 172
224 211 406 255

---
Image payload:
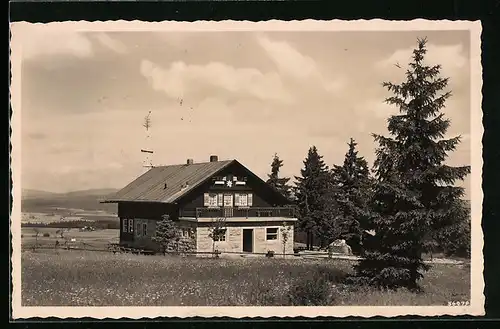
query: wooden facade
105 158 298 255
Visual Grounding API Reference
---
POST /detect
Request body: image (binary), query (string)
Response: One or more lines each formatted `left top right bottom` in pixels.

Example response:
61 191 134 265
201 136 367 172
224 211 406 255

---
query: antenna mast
141 111 154 172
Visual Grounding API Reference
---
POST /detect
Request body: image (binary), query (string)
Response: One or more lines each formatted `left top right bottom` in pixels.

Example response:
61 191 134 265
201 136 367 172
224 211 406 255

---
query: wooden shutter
234 193 240 206
203 193 210 206
247 193 253 206
217 193 223 206
129 219 134 233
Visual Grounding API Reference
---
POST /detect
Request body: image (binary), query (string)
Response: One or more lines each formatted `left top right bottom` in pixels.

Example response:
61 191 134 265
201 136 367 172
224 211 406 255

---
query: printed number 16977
448 301 470 306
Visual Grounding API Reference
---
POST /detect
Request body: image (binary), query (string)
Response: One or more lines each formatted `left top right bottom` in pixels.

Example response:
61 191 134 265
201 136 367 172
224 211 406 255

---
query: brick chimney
210 155 218 162
186 158 194 165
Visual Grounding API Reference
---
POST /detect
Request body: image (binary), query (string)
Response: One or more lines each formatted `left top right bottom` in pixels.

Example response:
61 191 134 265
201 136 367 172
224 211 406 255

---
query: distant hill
22 189 59 199
21 188 119 214
60 188 119 198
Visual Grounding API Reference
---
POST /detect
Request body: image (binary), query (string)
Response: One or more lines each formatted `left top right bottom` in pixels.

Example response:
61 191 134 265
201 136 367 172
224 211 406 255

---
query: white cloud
257 35 318 80
12 24 93 60
94 33 127 54
140 59 292 103
375 43 467 80
363 99 400 119
11 26 128 61
256 35 345 93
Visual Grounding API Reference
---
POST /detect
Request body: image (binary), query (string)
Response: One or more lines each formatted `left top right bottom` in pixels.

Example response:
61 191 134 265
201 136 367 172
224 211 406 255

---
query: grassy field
22 227 119 250
21 250 470 306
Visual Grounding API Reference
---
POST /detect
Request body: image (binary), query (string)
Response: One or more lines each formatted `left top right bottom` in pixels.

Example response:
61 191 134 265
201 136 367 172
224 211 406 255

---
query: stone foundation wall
196 222 294 256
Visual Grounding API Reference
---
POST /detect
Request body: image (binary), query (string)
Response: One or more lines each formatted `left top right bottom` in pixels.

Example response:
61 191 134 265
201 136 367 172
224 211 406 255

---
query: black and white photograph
10 19 483 318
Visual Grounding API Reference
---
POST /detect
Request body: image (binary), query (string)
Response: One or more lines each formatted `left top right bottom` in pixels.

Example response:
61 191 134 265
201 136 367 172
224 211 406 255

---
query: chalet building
103 156 297 255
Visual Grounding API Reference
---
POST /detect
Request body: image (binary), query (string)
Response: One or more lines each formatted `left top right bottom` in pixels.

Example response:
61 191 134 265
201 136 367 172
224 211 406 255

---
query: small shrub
316 265 347 283
288 277 329 306
43 233 50 237
286 266 346 306
288 273 331 306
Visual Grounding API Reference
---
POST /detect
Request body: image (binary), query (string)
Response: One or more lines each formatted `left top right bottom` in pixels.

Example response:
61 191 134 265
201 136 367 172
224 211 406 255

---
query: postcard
10 19 483 319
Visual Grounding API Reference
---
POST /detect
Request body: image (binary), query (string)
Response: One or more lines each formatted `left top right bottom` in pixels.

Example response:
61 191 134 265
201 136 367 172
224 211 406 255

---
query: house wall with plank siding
178 162 285 210
123 218 197 251
118 202 174 220
118 201 178 246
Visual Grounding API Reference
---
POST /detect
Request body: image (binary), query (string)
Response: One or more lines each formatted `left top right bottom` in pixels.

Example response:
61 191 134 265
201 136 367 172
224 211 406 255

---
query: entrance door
242 229 253 253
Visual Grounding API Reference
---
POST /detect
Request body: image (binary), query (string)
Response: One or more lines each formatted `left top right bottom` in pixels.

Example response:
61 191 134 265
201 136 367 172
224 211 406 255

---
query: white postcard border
10 18 484 319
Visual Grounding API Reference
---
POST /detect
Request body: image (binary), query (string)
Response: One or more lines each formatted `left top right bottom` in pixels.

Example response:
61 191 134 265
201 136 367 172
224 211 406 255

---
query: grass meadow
21 227 119 251
21 250 470 306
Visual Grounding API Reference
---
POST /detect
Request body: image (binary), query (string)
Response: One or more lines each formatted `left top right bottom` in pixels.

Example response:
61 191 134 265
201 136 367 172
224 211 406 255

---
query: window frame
223 194 233 207
238 193 248 207
208 193 218 207
128 219 134 233
142 222 148 237
266 227 279 241
122 219 128 233
213 229 227 242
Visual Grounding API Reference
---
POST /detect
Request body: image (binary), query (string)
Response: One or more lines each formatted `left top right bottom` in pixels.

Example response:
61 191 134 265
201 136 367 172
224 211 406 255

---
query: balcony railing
179 207 296 219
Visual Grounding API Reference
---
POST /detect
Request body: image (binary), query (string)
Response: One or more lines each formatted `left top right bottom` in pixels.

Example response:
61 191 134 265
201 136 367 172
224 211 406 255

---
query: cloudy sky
16 26 472 197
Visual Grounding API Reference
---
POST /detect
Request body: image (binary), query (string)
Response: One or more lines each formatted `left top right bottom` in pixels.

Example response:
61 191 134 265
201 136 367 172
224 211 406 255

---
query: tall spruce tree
266 153 292 201
331 138 373 255
294 146 331 250
354 38 471 290
315 183 343 248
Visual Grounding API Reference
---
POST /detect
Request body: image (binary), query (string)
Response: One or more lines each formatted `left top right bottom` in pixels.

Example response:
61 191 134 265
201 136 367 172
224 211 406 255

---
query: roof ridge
104 159 236 203
154 159 234 167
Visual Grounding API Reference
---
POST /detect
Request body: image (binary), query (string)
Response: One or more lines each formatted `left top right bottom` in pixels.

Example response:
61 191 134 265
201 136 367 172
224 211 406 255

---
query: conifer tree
354 38 471 290
266 153 292 201
331 138 373 255
294 146 331 250
315 186 343 248
152 214 181 254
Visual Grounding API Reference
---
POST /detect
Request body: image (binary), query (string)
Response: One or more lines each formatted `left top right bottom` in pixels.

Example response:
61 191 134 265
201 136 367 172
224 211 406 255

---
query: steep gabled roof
103 160 234 203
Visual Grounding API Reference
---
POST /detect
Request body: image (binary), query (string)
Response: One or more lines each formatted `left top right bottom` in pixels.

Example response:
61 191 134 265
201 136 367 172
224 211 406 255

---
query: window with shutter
217 193 223 206
207 193 218 207
223 194 233 207
203 193 210 206
122 219 128 233
247 193 253 206
129 219 134 233
239 194 248 207
234 194 240 206
136 222 142 236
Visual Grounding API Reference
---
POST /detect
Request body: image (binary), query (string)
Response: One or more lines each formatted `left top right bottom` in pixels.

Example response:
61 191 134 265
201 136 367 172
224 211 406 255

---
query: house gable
177 160 291 211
